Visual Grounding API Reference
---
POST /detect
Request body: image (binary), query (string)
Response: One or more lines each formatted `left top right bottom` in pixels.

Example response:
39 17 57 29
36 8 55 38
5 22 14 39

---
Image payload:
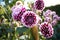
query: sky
43 0 60 7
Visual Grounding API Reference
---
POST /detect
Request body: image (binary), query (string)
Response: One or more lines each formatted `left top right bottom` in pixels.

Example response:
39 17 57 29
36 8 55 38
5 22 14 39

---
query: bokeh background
0 0 60 40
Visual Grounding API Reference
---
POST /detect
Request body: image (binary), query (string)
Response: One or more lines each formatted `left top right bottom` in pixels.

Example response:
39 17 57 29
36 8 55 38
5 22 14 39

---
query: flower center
24 13 36 26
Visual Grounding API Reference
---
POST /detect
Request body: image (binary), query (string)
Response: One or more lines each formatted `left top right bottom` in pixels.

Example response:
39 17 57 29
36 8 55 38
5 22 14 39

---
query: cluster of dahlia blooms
43 10 60 26
11 0 60 38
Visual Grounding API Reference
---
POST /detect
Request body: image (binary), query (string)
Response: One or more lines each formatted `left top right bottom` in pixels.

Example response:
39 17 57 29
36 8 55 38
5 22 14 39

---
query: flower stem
31 25 39 40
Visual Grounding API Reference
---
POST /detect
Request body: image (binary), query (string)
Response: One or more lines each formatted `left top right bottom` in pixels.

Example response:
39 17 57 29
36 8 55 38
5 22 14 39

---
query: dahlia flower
39 22 54 38
34 0 44 10
12 5 26 21
44 17 52 23
11 6 16 12
57 17 60 21
52 11 56 16
43 10 52 17
53 15 58 20
43 10 56 17
21 11 39 28
51 20 57 26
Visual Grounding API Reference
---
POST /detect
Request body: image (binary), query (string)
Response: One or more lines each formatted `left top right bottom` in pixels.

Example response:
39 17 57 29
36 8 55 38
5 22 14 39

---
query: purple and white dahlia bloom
12 5 26 21
51 20 57 26
11 5 16 12
43 10 56 17
44 17 52 23
53 15 58 20
43 10 52 17
57 17 60 21
39 22 54 38
21 11 39 28
34 0 44 10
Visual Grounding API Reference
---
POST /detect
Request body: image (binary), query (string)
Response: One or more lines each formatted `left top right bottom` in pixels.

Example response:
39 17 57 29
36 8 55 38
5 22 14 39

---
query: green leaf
5 0 9 5
0 6 5 15
16 27 29 35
